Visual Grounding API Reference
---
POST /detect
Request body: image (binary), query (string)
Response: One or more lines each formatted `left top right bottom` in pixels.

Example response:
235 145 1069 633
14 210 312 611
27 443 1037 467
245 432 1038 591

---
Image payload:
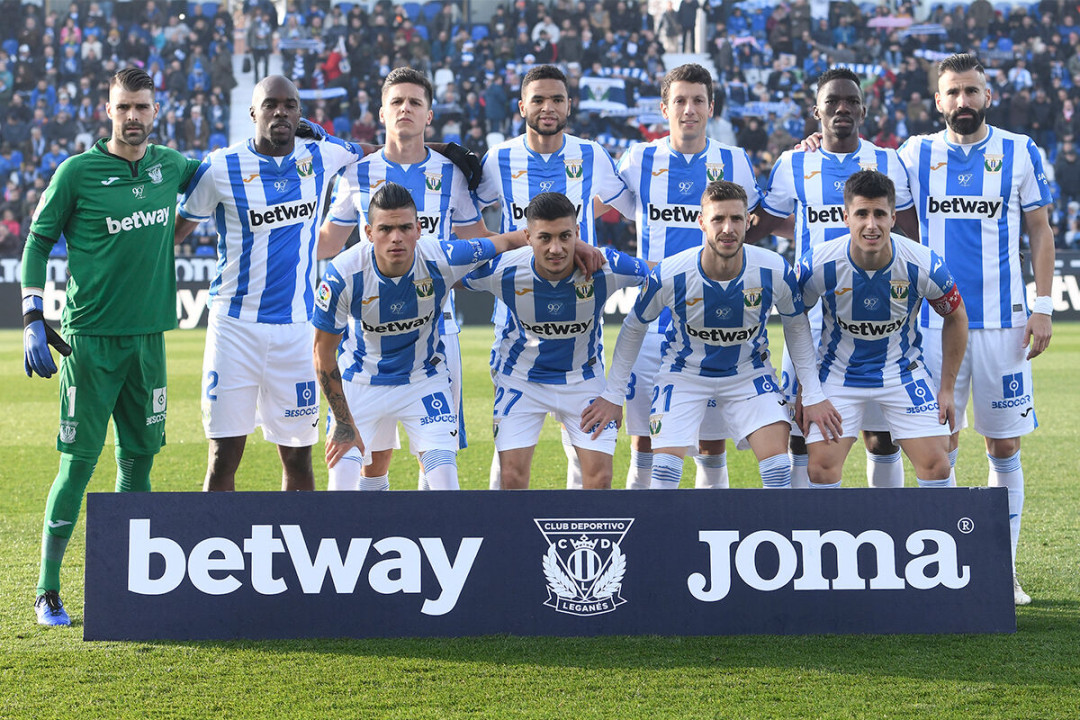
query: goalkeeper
21 67 200 626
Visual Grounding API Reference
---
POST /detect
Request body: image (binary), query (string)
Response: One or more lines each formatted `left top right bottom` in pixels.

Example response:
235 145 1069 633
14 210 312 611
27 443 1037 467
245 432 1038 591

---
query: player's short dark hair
369 182 417 218
382 66 434 107
521 64 568 97
700 180 748 209
843 170 896 209
938 53 984 77
815 67 862 98
110 67 154 93
525 192 577 223
661 63 714 106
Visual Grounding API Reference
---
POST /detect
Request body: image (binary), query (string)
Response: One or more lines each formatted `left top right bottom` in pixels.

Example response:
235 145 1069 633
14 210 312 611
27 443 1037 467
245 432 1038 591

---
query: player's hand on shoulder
574 241 606 278
794 132 824 153
581 398 621 440
295 118 328 141
442 142 483 191
1023 312 1052 360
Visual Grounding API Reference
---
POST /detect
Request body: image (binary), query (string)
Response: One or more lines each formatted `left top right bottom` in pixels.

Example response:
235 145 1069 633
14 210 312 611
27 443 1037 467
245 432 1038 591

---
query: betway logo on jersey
805 205 846 227
511 202 582 222
362 309 436 335
106 207 171 234
688 527 970 602
520 318 593 337
247 199 319 228
647 204 700 227
685 323 760 346
417 214 439 235
926 196 1003 220
126 519 480 616
836 316 905 337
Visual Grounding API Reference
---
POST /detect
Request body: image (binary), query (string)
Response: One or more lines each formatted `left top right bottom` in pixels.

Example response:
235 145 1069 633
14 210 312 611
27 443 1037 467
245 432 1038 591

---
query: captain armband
929 284 962 317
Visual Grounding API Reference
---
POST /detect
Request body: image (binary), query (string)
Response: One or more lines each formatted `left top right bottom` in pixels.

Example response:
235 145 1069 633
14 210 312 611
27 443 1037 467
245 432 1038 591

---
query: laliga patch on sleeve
315 281 333 311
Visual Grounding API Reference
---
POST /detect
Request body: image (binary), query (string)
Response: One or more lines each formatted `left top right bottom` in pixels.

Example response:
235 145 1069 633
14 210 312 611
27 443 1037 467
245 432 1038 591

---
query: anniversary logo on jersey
564 158 583 179
535 518 633 616
706 162 724 182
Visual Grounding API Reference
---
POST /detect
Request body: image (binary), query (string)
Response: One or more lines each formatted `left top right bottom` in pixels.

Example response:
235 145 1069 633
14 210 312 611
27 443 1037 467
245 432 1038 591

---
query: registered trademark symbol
957 517 975 534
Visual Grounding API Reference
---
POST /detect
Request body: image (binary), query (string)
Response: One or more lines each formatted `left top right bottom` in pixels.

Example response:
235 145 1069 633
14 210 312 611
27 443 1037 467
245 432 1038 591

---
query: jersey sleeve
592 142 630 206
474 150 501 207
608 148 639 219
460 257 500 294
896 137 920 189
177 155 219 221
604 247 650 289
734 148 763 211
327 171 359 226
760 153 795 218
321 134 367 174
27 153 78 243
885 149 914 211
631 266 666 325
1019 138 1053 210
920 248 955 302
772 259 805 317
448 167 482 226
795 247 820 309
312 259 351 334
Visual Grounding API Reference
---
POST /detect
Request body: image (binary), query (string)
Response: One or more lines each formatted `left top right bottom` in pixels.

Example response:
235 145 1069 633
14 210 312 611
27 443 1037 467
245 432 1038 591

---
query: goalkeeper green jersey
24 139 200 335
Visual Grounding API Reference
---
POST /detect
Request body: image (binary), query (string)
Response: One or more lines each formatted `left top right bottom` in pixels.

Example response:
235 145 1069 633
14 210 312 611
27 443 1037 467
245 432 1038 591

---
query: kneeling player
583 181 841 489
461 192 649 489
312 183 524 489
797 170 967 487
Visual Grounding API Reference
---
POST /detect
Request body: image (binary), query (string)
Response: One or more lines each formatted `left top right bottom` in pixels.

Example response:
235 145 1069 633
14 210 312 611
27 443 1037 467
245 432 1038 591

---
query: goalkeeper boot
1013 575 1031 606
35 590 71 626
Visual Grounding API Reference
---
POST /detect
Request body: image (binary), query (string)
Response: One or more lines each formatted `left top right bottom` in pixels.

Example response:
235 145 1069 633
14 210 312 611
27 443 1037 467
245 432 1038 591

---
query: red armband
929 284 962 316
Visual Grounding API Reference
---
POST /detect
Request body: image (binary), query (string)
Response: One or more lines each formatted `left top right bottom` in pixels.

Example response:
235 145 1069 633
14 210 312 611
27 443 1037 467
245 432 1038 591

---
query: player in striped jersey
752 67 918 490
475 64 630 490
317 67 491 491
175 76 366 493
796 170 968 489
606 63 763 491
312 183 525 491
583 181 841 489
461 192 649 489
898 54 1055 605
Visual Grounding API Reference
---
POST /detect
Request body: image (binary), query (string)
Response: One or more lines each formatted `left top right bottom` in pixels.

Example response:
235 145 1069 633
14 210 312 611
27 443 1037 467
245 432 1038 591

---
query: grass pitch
1 325 1079 718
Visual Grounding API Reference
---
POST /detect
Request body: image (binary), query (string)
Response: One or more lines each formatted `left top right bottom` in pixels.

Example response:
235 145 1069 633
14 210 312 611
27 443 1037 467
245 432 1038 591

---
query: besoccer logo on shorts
152 387 167 413
295 381 317 408
535 519 633 616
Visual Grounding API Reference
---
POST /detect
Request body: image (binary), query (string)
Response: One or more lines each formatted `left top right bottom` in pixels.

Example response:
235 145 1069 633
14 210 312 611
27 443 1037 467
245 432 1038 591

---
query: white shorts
337 372 459 463
443 331 467 450
625 332 726 441
201 313 318 447
805 374 952 444
648 366 788 452
492 373 618 454
781 303 888 437
921 325 1036 439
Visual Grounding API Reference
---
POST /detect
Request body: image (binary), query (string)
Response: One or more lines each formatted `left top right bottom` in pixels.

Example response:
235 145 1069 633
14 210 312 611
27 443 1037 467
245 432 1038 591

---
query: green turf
2 325 1078 718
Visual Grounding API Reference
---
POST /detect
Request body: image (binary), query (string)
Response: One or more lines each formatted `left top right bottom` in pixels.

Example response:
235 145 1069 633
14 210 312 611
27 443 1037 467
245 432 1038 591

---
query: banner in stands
84 488 1014 641
5 253 1080 328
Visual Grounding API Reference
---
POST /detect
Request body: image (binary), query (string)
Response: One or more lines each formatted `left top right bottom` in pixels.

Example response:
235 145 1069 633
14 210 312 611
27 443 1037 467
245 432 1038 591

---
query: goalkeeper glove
295 118 328 141
442 142 483 191
22 294 71 378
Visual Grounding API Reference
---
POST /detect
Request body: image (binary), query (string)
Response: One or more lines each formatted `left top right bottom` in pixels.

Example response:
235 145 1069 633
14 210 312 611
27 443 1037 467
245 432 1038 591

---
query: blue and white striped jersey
462 245 649 384
610 138 762 263
325 148 481 334
898 126 1053 330
797 234 956 388
474 133 628 243
178 137 363 323
761 140 913 260
630 245 802 378
312 237 499 386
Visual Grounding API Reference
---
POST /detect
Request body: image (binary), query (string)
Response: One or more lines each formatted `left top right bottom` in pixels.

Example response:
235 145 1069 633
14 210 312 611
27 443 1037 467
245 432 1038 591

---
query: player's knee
986 436 1021 458
630 435 652 452
919 455 952 481
807 456 841 485
863 431 898 455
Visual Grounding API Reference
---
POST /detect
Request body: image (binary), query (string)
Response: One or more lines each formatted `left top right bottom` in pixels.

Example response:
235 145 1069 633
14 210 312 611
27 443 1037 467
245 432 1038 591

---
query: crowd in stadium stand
2 0 1080 258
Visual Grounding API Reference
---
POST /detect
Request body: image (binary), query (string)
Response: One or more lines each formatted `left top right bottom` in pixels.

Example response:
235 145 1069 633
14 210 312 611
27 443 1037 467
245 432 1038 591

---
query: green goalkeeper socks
115 451 153 493
37 453 96 595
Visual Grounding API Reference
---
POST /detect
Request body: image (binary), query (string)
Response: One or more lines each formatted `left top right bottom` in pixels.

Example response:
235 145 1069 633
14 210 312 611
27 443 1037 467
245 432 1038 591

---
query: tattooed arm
314 328 365 467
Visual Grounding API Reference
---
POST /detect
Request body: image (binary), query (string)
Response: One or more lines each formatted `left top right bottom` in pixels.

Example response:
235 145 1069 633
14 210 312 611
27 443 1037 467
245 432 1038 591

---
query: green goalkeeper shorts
56 333 168 458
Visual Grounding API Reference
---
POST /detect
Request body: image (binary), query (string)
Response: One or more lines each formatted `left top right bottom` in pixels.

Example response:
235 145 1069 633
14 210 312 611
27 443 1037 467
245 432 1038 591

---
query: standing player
583 181 841 489
607 63 762 490
312 183 525 490
21 67 200 625
317 67 492 491
797 170 968 488
751 67 918 490
461 192 649 489
475 64 630 490
898 53 1055 605
175 76 366 493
